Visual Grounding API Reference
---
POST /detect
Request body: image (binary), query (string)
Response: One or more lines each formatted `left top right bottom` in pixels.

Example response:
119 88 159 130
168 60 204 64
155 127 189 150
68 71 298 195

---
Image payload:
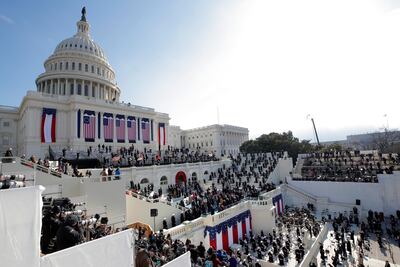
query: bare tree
371 128 400 153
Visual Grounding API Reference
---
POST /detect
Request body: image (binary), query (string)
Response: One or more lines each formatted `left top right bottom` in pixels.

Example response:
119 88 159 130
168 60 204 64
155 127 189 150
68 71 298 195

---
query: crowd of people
129 152 283 228
40 197 116 254
55 145 220 168
317 209 400 267
134 205 322 267
297 150 400 182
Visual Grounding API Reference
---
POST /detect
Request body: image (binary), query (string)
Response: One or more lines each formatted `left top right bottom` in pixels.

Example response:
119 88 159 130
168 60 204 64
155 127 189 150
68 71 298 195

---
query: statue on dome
81 7 86 22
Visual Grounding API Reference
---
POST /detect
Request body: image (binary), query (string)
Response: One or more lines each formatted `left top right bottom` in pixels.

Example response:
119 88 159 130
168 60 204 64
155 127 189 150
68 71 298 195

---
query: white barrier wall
40 229 134 267
287 176 388 214
82 179 126 225
161 251 191 267
250 204 276 235
0 186 44 267
299 223 328 267
125 194 184 231
268 157 293 185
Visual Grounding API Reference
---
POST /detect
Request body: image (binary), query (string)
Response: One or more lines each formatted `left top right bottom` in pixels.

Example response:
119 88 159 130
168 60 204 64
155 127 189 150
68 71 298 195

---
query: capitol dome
36 8 120 102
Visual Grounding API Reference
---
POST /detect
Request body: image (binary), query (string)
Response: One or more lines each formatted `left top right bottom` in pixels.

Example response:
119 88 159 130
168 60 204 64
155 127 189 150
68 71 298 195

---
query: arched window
70 83 74 95
91 65 94 73
140 178 149 184
85 64 88 72
78 63 82 71
66 62 69 70
84 85 88 96
92 86 96 97
77 84 82 95
59 62 62 70
72 62 75 70
160 176 168 185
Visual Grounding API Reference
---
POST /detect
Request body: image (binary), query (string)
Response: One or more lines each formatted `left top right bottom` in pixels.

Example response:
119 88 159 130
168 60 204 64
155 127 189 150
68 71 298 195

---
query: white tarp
162 252 191 267
0 186 44 267
40 229 134 267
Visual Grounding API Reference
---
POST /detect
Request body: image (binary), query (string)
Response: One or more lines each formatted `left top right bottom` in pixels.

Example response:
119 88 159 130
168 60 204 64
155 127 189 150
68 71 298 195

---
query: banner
141 118 150 144
103 113 114 142
41 108 56 143
127 116 136 143
116 114 125 143
83 110 95 142
158 123 166 146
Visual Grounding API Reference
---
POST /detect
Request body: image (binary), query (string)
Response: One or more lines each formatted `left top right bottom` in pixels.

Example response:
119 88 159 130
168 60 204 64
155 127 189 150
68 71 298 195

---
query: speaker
150 209 158 217
356 199 361 205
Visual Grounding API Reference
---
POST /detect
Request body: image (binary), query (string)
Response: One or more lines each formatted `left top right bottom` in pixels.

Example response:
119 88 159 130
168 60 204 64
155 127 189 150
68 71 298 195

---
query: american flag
83 111 95 141
127 116 136 143
142 118 150 144
116 115 125 143
103 113 114 142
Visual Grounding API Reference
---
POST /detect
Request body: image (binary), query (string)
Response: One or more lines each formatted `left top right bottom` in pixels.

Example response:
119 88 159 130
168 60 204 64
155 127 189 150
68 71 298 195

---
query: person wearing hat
55 214 82 251
40 206 62 254
5 147 13 157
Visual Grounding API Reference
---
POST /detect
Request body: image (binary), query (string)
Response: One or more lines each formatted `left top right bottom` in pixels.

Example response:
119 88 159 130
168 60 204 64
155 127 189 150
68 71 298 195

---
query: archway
175 171 187 185
160 176 168 185
191 172 197 182
140 178 149 184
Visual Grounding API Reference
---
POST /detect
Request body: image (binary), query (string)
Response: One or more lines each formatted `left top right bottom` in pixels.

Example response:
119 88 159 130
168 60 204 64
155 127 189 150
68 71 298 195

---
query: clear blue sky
1 0 400 142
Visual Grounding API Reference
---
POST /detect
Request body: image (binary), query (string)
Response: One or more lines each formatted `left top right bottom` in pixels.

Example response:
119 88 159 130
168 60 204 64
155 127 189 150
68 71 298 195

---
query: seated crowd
135 205 322 267
129 153 282 226
296 150 400 182
318 209 400 267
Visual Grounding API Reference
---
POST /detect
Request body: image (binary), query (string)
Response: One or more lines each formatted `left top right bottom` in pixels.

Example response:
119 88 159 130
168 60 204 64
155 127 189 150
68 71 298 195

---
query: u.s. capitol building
0 10 248 158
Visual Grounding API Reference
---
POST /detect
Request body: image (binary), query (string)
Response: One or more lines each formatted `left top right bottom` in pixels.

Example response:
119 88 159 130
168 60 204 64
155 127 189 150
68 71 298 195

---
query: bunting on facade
204 210 252 251
41 108 56 143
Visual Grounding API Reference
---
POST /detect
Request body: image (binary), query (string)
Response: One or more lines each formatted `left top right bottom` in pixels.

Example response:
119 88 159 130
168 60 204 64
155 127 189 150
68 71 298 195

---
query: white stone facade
171 124 249 156
0 10 248 159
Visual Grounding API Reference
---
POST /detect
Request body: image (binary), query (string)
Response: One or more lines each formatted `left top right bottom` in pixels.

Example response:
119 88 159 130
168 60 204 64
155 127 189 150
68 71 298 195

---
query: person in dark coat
55 215 82 251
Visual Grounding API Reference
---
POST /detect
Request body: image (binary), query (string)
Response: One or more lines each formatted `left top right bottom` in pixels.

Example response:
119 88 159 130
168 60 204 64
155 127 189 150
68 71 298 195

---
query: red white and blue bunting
272 194 284 216
204 210 252 251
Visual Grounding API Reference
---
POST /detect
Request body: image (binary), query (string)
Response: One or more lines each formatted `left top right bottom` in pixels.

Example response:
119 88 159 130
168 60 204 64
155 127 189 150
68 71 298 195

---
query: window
102 69 105 76
84 85 88 96
54 63 57 70
91 65 94 73
92 86 95 97
97 67 100 75
50 64 53 71
70 84 74 95
78 63 82 71
3 121 10 127
160 176 168 185
59 62 62 70
2 135 10 146
72 62 75 70
77 84 82 95
85 64 88 72
66 62 69 70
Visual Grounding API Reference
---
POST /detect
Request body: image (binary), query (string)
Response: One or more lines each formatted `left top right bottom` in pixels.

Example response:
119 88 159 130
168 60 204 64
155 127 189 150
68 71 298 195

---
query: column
65 79 69 95
50 80 54 94
90 81 93 98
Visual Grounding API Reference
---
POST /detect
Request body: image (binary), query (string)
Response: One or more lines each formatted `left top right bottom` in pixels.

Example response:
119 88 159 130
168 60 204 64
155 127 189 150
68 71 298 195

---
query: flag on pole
41 108 56 143
83 110 95 142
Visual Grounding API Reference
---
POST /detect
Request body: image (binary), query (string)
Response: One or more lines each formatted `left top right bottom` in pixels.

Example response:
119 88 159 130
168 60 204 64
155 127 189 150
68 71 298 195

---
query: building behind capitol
0 9 248 158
